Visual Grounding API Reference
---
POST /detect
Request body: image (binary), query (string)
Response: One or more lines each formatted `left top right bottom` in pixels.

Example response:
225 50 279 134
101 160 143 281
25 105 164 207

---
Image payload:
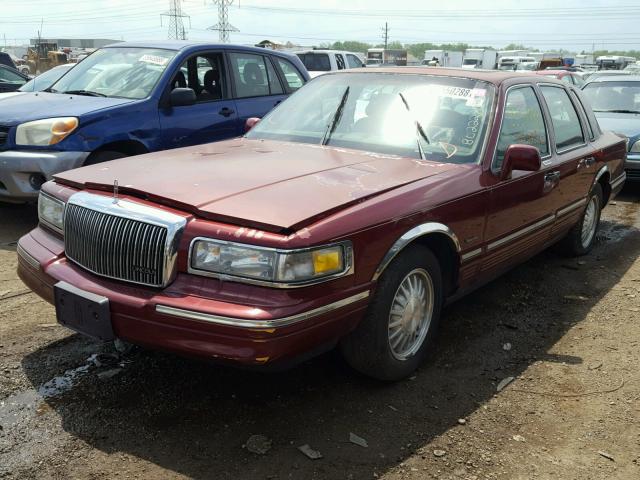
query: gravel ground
0 186 639 480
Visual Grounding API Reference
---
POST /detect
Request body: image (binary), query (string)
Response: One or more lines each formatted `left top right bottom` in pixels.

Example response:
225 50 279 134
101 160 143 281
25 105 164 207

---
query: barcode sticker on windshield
138 54 169 66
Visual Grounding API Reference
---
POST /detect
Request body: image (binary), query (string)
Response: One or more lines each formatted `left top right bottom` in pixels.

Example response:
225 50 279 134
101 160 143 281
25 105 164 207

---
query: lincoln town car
17 68 627 381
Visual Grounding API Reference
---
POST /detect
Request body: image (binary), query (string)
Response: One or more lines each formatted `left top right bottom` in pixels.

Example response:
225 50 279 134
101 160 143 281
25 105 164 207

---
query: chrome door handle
544 171 561 192
585 157 596 167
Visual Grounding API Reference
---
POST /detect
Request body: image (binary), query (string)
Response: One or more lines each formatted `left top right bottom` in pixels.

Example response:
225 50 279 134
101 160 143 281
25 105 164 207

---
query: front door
483 85 560 274
159 51 238 149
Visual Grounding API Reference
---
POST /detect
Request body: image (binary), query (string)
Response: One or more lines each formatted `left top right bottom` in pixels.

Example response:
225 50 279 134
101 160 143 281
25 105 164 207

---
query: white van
295 50 365 78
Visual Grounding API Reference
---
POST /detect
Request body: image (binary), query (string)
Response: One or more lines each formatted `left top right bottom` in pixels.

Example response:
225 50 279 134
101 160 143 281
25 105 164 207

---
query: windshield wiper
321 86 350 146
42 87 58 93
398 92 430 160
62 90 107 97
594 109 640 114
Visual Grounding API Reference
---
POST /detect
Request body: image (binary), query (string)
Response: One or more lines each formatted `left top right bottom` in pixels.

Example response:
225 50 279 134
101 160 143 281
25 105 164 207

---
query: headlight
38 192 65 233
16 117 78 146
189 238 352 286
631 140 640 153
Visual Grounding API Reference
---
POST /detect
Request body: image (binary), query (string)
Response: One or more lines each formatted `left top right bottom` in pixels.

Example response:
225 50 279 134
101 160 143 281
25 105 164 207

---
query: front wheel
340 245 443 381
559 183 603 256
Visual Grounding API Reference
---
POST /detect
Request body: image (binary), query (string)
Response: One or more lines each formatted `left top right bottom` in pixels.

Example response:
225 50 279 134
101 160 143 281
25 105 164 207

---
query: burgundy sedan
17 68 627 381
537 69 586 87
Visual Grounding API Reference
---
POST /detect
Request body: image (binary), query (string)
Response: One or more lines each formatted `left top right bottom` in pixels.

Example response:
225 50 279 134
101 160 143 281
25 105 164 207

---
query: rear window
296 53 331 71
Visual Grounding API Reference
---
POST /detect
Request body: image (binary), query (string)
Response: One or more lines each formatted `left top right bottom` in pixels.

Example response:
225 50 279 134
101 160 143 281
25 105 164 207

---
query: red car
537 69 586 87
18 68 627 381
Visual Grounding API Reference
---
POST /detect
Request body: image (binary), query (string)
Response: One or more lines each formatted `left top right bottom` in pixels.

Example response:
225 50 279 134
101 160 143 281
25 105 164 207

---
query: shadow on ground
19 187 640 480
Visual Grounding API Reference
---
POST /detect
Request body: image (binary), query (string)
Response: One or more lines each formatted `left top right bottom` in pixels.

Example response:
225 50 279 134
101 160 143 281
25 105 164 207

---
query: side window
275 58 304 91
540 86 585 151
264 57 284 95
336 54 346 70
561 75 573 85
347 54 363 68
572 75 585 87
569 90 594 140
170 53 225 103
495 86 549 168
229 52 272 98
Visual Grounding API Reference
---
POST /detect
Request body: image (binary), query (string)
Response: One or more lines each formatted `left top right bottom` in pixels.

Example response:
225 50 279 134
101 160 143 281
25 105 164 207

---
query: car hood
594 111 640 141
0 91 26 101
55 138 459 232
0 92 135 126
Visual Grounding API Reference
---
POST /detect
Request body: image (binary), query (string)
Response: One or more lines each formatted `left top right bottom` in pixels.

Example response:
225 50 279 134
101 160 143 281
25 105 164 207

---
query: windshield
582 81 640 112
297 53 331 71
247 73 495 164
49 47 177 99
19 65 71 92
463 59 479 65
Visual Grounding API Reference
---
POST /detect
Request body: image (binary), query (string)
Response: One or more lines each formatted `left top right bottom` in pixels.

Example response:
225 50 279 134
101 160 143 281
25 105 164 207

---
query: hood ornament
113 180 119 204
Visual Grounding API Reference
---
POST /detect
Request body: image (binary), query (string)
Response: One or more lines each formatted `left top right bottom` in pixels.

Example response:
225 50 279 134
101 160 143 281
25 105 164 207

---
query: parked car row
0 41 309 201
13 55 628 380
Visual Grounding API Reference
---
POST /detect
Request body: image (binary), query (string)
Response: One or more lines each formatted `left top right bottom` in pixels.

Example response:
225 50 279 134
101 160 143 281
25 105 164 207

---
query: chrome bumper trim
17 243 40 270
155 290 370 329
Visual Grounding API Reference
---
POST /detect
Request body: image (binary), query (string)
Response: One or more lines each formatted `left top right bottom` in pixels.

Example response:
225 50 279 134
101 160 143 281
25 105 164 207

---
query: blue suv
0 41 309 201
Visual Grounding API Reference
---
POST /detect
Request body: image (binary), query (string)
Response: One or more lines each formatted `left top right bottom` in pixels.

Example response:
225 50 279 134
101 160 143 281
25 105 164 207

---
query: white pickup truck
295 50 365 78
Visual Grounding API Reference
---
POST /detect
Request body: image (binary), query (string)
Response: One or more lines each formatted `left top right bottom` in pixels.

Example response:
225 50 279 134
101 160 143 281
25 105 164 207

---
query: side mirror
245 117 261 132
501 144 542 180
170 88 196 107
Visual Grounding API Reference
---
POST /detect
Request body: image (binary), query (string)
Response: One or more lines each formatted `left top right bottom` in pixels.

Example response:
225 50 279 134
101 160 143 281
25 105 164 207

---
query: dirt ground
0 186 639 480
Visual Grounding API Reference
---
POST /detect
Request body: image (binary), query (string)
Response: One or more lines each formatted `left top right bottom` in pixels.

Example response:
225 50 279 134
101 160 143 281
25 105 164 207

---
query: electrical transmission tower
208 0 239 43
161 0 191 40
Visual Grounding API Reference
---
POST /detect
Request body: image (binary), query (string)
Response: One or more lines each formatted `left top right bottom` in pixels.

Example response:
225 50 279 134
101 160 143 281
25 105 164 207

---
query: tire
558 183 603 256
340 245 443 381
84 150 128 166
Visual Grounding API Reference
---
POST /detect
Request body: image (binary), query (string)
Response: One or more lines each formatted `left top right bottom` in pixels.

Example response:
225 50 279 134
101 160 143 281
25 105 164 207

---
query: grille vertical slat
0 126 9 148
64 204 168 287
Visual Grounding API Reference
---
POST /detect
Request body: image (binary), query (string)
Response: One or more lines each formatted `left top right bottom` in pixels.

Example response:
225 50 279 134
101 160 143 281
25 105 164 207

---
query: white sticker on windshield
138 54 169 66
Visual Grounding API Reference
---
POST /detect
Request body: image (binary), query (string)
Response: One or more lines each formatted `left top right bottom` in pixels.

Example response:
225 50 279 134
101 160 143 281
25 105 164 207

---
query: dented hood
55 139 457 231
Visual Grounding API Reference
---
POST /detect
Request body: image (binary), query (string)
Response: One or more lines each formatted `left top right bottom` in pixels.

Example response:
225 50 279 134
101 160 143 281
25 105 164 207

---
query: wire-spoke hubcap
581 195 599 249
388 268 434 361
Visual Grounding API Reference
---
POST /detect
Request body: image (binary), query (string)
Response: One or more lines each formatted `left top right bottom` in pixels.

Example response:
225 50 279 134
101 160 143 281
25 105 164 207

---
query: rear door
483 85 559 273
227 51 288 135
158 50 238 149
537 84 596 235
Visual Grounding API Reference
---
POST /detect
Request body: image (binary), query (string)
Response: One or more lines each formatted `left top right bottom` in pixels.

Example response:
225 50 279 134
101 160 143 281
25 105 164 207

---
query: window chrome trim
491 84 552 175
187 237 354 288
487 215 555 251
537 83 588 155
65 192 187 288
372 222 461 281
38 191 66 235
155 290 370 329
17 243 40 270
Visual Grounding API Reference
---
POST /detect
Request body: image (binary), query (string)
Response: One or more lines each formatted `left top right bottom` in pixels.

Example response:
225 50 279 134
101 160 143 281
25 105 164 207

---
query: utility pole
208 0 239 43
382 22 389 49
161 0 190 40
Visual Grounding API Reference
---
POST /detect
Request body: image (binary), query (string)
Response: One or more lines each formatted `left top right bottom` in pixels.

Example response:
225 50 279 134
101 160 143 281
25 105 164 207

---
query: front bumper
16 228 370 368
625 153 640 182
0 150 89 201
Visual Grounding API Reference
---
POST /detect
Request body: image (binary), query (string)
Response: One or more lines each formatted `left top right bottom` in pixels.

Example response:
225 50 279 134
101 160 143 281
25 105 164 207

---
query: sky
1 0 640 53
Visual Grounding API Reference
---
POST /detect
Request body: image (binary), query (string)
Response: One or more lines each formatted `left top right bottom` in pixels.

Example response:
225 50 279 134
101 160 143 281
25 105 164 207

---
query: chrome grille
63 192 186 288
